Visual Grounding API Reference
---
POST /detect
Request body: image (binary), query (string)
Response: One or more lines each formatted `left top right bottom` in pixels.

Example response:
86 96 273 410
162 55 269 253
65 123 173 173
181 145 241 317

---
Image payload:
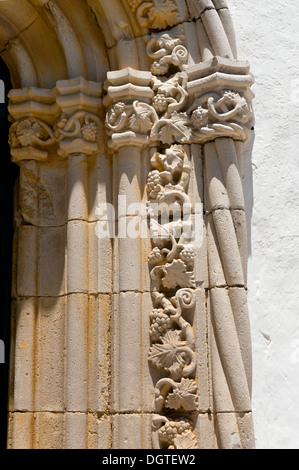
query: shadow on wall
243 121 255 258
0 57 19 450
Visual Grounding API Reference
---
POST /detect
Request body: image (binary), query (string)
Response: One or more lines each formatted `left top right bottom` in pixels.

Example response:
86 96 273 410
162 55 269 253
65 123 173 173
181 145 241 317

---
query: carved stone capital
104 68 156 149
8 87 59 163
186 57 255 143
148 57 254 146
8 78 105 161
55 77 103 158
103 55 254 153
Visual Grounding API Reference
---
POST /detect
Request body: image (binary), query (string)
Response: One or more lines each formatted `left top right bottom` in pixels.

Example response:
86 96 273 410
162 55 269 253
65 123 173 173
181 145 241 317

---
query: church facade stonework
0 0 255 449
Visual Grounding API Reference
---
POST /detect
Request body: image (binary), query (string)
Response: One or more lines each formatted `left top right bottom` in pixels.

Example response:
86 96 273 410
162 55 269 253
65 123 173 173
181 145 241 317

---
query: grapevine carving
147 144 199 449
54 111 102 156
9 117 55 149
127 0 180 30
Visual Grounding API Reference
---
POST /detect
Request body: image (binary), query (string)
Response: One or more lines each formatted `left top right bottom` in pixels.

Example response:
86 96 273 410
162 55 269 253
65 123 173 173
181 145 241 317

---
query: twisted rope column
204 137 255 448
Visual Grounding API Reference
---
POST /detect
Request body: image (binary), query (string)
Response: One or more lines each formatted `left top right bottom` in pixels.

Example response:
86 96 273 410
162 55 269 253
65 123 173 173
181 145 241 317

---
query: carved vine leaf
17 120 42 146
161 259 195 290
173 431 199 449
148 0 179 29
192 122 249 144
129 109 153 133
149 330 187 375
165 378 198 411
161 150 184 173
11 118 55 148
153 112 191 145
136 0 179 30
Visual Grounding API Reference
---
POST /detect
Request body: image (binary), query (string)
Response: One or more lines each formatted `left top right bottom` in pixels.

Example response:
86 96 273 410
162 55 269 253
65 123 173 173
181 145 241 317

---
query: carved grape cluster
82 122 98 142
149 309 173 342
147 170 162 194
152 93 169 114
158 418 192 444
151 61 170 77
190 107 209 129
180 247 195 264
148 247 164 265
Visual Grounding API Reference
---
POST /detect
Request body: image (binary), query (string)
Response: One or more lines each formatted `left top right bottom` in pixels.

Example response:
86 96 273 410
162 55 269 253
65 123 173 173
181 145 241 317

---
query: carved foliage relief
147 144 199 449
106 29 253 147
127 0 180 30
145 31 252 449
104 18 254 447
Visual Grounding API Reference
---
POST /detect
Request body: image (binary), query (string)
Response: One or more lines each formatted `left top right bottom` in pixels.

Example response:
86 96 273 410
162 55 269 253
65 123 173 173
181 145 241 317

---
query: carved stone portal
1 0 255 449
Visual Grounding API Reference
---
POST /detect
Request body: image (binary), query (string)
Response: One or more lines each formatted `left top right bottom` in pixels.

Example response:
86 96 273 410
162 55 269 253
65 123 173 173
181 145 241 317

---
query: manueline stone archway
0 0 255 449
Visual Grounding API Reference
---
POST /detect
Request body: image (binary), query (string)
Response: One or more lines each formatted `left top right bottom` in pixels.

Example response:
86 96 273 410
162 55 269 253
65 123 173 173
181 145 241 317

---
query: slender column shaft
204 137 254 448
64 156 89 448
111 144 152 448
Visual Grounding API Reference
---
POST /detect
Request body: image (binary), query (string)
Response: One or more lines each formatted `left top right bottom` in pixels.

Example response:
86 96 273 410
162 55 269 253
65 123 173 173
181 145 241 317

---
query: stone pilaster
7 78 113 449
8 86 62 448
54 77 105 448
104 68 155 448
187 58 255 449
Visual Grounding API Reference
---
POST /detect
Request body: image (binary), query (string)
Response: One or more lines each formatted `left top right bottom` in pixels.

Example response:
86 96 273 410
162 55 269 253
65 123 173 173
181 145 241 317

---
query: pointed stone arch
1 0 255 449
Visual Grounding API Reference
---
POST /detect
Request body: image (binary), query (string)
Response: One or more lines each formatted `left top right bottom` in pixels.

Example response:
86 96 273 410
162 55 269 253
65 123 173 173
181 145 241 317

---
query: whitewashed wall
229 0 299 450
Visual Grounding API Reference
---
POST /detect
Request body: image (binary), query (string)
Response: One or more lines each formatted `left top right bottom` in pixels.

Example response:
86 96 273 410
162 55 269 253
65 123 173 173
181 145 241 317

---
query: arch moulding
0 0 255 449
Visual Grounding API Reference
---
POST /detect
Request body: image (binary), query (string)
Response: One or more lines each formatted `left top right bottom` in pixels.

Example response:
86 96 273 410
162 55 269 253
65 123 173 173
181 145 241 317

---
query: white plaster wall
229 0 299 449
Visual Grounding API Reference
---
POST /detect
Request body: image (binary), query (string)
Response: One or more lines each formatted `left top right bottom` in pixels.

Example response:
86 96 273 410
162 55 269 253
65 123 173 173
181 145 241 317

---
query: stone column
54 77 105 448
186 59 255 448
7 86 64 448
7 78 113 449
104 68 155 448
139 40 255 447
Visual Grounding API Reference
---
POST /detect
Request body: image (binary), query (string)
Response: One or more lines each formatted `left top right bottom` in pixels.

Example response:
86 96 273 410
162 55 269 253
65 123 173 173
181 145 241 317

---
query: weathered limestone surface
1 0 255 449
